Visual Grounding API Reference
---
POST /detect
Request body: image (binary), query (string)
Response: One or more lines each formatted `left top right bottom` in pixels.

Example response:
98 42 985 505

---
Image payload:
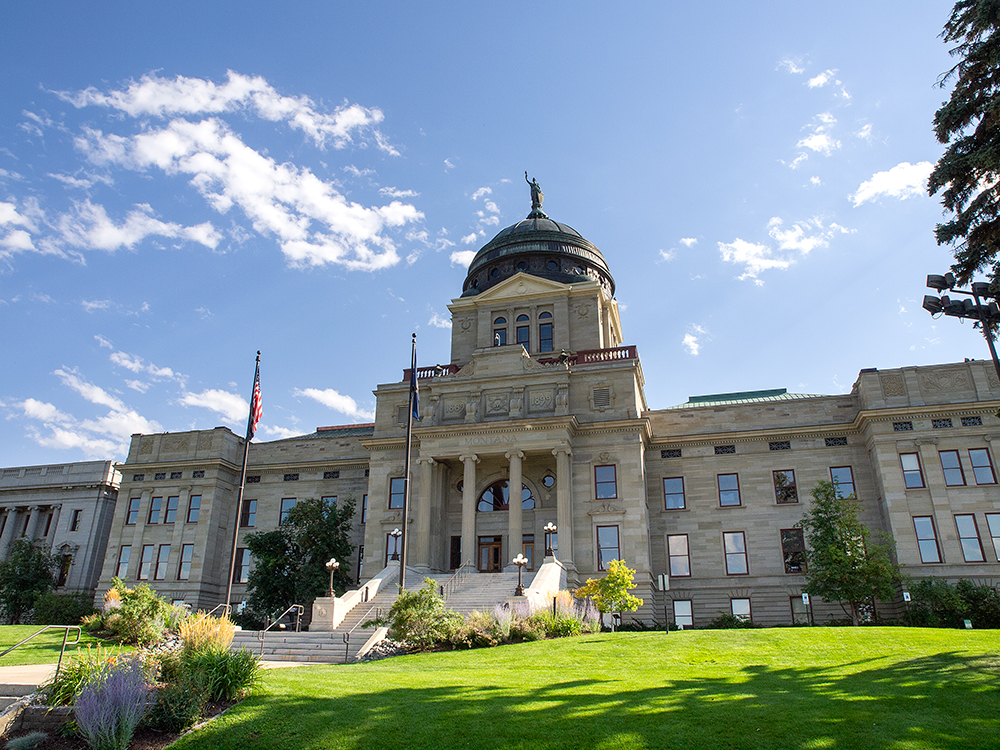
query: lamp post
923 273 1000 390
543 522 557 557
389 528 402 561
512 553 528 596
325 557 339 598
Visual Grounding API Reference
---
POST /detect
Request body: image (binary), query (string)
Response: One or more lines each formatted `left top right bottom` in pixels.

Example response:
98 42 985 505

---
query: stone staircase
442 572 521 616
0 683 36 713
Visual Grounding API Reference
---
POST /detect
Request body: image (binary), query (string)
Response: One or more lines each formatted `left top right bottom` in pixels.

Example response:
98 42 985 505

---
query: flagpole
225 351 261 611
399 333 418 592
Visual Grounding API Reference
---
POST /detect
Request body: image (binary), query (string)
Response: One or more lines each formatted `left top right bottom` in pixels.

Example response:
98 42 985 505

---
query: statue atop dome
525 172 547 218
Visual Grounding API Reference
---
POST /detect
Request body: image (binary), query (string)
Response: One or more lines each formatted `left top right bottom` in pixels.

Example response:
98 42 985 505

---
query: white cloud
679 238 698 248
471 187 492 200
720 217 850 283
789 153 809 170
0 200 40 258
444 159 455 170
778 58 805 75
56 200 221 252
58 70 397 153
850 161 933 207
81 299 113 313
658 249 676 262
797 133 840 155
682 334 700 356
179 388 248 423
429 312 452 329
109 351 145 373
855 123 873 142
94 334 113 349
450 249 477 267
125 380 150 393
807 69 837 88
719 238 790 284
258 425 302 440
54 367 126 411
74 108 423 270
809 176 822 186
21 398 74 425
460 233 479 245
379 186 419 198
294 387 374 421
767 216 848 254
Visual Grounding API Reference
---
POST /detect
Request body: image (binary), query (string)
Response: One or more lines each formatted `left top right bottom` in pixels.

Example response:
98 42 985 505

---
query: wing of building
82 188 1000 627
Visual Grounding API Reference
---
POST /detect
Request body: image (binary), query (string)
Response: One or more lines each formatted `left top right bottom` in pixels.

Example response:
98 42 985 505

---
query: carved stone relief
528 388 555 414
458 317 473 332
139 437 154 455
163 434 191 453
197 433 214 451
575 302 592 319
486 391 510 416
880 374 906 398
989 369 1000 390
510 388 524 419
442 398 466 422
919 369 971 394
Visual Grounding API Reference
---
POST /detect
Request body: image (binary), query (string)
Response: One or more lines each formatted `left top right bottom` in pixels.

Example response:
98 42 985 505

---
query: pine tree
928 0 1000 286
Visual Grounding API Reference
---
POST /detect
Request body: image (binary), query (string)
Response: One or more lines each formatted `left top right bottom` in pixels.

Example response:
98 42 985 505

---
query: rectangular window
361 495 368 524
900 453 925 488
70 509 82 532
596 525 620 571
43 513 53 537
667 534 690 577
780 528 806 573
186 495 201 523
830 466 855 497
234 549 251 583
723 531 748 575
240 499 257 528
389 477 405 509
125 498 141 525
595 465 617 499
154 545 170 580
939 450 966 486
356 544 364 582
986 514 1000 560
516 325 529 348
955 514 985 562
280 498 296 524
672 600 693 629
494 327 507 346
523 534 534 571
913 516 942 563
773 470 798 504
322 496 337 508
148 497 162 524
164 496 179 524
969 449 997 485
731 598 751 621
178 544 193 580
57 554 71 587
138 544 154 580
790 595 811 625
718 474 741 507
116 546 131 579
663 477 685 510
385 533 402 566
539 322 553 353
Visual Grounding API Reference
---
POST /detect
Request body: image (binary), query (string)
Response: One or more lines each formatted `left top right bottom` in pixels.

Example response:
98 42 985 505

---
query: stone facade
94 200 1000 626
0 461 120 596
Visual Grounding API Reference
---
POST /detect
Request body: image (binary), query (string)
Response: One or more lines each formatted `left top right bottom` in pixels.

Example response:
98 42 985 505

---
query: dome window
546 260 559 271
490 268 500 279
517 261 527 271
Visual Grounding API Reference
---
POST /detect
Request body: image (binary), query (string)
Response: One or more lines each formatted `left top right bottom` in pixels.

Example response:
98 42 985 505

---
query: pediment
454 272 594 305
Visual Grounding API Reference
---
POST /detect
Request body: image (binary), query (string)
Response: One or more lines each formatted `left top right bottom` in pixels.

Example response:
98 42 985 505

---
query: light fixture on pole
543 522 557 557
512 553 528 596
325 557 340 597
923 273 1000 415
389 528 402 561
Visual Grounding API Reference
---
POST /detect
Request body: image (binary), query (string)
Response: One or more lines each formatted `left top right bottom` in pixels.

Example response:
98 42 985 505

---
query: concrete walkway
0 658 315 687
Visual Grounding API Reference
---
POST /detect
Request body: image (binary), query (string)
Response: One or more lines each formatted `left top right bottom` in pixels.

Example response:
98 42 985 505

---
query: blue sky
0 2 981 466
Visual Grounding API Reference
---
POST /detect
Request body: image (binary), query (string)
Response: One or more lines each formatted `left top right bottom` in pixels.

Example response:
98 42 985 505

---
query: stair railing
256 604 304 657
0 625 81 682
440 559 473 601
341 604 383 664
199 603 232 620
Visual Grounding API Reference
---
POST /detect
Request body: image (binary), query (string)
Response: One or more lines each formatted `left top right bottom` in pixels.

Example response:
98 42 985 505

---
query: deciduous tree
574 559 643 631
797 481 900 626
0 539 56 624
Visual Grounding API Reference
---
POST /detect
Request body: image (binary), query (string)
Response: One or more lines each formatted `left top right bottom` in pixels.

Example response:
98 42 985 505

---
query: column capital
552 446 573 458
504 451 525 462
416 457 437 467
29 505 43 512
459 454 480 464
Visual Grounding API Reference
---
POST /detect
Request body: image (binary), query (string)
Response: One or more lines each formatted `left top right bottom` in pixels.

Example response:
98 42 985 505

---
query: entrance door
478 536 503 572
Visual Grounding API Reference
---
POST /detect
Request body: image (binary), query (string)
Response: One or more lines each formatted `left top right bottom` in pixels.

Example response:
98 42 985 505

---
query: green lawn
0 625 120 666
170 627 1000 750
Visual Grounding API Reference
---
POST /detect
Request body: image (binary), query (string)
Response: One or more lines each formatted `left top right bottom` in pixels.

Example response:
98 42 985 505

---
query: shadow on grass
173 651 1000 750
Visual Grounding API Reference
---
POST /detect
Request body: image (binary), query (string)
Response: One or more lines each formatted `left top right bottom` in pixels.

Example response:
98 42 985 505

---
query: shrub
145 671 208 733
5 731 47 750
705 613 760 629
492 604 514 640
103 578 172 646
364 579 463 651
0 540 57 625
903 578 1000 628
179 614 236 655
81 613 104 632
509 616 547 642
184 648 261 702
956 579 1000 628
44 646 125 707
163 603 191 632
451 612 502 649
32 592 97 626
74 657 153 750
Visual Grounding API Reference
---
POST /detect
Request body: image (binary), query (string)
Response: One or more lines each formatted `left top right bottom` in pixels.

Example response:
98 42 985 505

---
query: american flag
248 356 262 439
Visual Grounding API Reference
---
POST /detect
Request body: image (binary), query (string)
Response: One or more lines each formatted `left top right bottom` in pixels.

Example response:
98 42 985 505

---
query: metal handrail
199 603 232 620
256 604 304 656
440 559 473 601
0 625 82 682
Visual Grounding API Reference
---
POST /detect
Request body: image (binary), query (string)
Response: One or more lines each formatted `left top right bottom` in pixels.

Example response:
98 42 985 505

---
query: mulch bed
7 700 235 750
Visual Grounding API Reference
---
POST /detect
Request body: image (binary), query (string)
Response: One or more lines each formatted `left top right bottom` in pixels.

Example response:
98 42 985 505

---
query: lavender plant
74 657 153 750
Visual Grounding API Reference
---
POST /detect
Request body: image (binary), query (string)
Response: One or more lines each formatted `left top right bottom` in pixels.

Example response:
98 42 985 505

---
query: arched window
515 314 530 348
477 480 535 511
538 312 553 352
493 317 507 346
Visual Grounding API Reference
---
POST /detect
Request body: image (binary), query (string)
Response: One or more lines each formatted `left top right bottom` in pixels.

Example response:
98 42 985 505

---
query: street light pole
512 553 528 596
923 273 1000 389
325 557 340 598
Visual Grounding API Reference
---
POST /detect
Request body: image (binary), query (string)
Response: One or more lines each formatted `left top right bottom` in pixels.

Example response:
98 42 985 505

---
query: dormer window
493 317 507 346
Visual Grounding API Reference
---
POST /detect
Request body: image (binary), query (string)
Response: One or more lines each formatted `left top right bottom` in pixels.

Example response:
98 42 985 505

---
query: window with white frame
731 598 751 621
672 599 693 629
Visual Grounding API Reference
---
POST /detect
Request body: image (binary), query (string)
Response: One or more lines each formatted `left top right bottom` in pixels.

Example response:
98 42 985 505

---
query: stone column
553 447 574 566
460 454 479 569
412 458 435 569
46 505 61 544
505 451 524 571
26 506 45 540
0 509 19 558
